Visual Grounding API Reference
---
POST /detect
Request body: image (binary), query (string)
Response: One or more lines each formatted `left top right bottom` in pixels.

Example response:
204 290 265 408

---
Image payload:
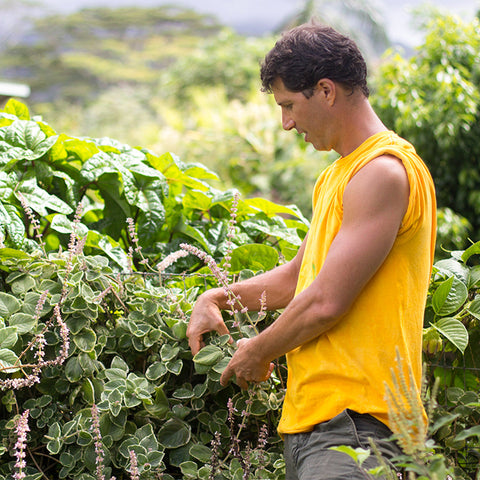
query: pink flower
157 250 189 273
13 410 30 480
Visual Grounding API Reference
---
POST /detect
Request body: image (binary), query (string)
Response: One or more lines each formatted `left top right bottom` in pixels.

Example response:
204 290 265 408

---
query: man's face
271 78 333 152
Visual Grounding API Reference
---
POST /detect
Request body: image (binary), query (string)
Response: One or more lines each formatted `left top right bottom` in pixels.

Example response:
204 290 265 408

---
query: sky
34 0 479 46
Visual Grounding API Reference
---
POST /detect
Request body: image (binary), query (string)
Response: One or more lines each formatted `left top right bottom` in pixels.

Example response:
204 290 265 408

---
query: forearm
219 285 340 387
248 285 340 362
203 260 300 312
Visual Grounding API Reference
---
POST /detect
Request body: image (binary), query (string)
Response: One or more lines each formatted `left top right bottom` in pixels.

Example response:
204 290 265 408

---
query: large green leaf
467 296 480 320
228 244 279 273
72 328 97 353
0 326 18 348
189 444 212 463
431 317 469 354
246 197 309 224
157 418 191 448
454 425 480 441
134 180 166 214
0 120 58 163
434 258 469 284
0 171 16 200
193 345 223 365
242 218 303 246
461 241 480 263
80 152 119 183
0 202 25 244
182 190 212 212
0 292 21 316
0 348 20 373
64 137 99 162
65 356 84 383
144 386 169 419
184 162 219 180
431 276 468 316
3 99 30 120
50 214 89 237
9 313 36 334
0 247 31 261
17 179 73 216
151 152 210 192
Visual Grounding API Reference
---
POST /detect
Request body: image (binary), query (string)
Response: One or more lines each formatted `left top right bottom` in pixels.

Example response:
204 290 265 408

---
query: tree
0 6 222 104
276 0 390 59
371 11 480 242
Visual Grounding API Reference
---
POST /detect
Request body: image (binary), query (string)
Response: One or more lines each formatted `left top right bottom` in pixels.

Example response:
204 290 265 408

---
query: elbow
309 297 350 329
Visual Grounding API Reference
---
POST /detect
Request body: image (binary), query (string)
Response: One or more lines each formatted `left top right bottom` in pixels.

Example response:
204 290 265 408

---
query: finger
265 362 275 380
236 338 248 347
236 377 249 390
214 321 233 343
188 335 204 356
220 365 233 387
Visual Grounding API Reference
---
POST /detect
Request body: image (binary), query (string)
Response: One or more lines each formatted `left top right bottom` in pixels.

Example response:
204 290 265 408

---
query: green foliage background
0 100 309 479
0 97 479 480
0 4 480 479
371 12 480 247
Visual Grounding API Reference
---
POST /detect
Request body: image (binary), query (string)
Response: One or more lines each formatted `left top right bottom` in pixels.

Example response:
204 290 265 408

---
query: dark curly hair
260 23 369 98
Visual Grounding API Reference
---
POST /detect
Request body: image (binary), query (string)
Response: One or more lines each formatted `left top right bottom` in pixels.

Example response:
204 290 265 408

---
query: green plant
422 242 480 478
0 98 479 479
0 99 309 479
371 12 480 239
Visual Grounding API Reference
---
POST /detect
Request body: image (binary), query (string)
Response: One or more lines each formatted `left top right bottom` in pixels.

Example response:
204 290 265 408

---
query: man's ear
316 79 336 106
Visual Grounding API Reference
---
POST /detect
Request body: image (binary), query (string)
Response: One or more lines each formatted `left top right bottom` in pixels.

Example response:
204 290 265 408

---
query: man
187 23 436 480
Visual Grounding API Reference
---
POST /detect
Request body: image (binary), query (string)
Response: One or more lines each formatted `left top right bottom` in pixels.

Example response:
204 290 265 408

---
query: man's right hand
186 289 233 356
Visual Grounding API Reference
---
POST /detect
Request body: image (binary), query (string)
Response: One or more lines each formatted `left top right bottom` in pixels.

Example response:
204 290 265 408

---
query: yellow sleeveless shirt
278 131 436 434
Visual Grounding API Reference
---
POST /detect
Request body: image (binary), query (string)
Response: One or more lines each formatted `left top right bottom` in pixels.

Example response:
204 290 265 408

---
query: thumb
265 362 275 381
236 338 250 348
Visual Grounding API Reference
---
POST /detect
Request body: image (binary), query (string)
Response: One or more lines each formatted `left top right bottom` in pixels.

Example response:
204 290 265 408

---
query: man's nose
282 112 295 131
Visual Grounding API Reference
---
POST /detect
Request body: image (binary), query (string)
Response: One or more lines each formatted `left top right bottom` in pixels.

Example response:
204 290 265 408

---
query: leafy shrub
0 99 309 479
371 12 480 239
0 99 479 480
422 242 480 478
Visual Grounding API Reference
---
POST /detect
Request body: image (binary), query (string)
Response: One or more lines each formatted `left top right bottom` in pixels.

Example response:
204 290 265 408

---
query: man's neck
334 97 387 157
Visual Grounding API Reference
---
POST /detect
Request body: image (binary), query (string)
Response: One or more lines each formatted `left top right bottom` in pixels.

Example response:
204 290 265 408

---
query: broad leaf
454 425 480 441
0 326 17 348
242 218 303 246
3 99 30 120
434 258 469 284
72 328 97 353
246 197 309 224
157 418 191 448
0 202 25 244
17 179 72 216
9 313 36 334
431 276 468 316
431 317 469 354
467 296 480 320
228 244 279 273
0 348 20 373
193 345 223 365
0 120 58 163
0 292 21 316
50 214 89 236
461 241 480 263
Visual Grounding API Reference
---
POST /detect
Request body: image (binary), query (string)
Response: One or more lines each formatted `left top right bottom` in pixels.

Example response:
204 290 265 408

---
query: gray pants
283 409 402 480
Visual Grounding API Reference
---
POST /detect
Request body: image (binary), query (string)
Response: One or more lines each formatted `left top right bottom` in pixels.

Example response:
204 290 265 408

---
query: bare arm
220 155 410 388
186 236 307 355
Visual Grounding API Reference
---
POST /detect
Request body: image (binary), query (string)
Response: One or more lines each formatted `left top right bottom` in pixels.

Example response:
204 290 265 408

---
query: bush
371 12 480 239
0 99 479 479
0 99 309 479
